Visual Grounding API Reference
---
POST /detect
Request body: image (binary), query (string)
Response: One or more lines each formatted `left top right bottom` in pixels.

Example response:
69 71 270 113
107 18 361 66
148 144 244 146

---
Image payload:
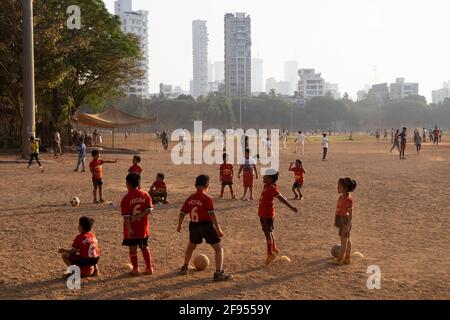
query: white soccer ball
71 197 80 207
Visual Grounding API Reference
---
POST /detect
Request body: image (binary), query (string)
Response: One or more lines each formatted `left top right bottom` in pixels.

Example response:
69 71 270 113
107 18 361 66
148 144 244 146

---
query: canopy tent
71 106 157 147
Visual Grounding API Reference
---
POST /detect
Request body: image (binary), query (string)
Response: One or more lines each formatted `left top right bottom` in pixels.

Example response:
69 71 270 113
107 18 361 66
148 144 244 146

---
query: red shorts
243 172 254 188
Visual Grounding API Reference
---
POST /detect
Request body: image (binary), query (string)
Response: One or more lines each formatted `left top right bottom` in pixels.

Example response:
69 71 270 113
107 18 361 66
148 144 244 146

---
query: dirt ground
0 133 449 300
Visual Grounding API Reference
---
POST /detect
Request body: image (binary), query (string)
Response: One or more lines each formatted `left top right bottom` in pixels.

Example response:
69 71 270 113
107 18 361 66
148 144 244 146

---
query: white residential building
251 58 264 93
298 69 325 99
192 20 209 98
432 81 450 104
389 78 419 100
114 0 149 98
277 81 291 96
324 82 341 99
214 61 225 82
284 61 298 95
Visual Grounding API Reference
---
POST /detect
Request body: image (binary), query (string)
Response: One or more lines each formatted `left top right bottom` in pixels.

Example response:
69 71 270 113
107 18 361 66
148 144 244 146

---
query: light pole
22 0 36 156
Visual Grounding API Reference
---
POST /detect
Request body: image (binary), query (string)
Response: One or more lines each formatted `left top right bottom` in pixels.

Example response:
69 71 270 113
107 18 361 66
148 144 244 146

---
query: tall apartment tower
251 58 264 93
114 0 149 98
284 61 298 95
224 13 252 97
192 20 209 98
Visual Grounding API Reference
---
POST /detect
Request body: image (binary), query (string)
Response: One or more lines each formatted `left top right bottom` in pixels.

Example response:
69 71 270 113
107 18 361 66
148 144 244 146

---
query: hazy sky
103 0 450 101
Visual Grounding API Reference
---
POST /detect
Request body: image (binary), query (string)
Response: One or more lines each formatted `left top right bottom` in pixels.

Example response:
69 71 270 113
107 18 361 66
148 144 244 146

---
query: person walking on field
399 127 407 160
294 131 311 156
390 129 400 153
414 130 422 154
54 129 62 158
322 133 329 161
433 126 440 146
422 128 427 143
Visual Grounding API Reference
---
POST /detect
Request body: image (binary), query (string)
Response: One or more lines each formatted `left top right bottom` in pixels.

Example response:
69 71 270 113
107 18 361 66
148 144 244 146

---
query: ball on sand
123 263 134 271
331 245 341 258
71 197 80 207
193 254 209 271
279 255 291 263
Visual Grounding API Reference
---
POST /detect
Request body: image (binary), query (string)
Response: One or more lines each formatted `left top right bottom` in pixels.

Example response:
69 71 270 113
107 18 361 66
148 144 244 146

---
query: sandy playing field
0 134 449 300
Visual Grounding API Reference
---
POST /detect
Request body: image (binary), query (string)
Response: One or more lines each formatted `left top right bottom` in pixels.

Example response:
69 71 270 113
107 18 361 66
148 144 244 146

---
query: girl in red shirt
333 177 357 265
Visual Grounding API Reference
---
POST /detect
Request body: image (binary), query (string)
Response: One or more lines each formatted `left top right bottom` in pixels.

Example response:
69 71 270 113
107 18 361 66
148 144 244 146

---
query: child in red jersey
333 177 357 266
219 153 236 199
258 170 298 265
238 148 258 201
149 173 168 204
89 150 117 204
121 173 154 276
177 175 233 282
128 156 143 175
289 160 306 200
58 216 100 278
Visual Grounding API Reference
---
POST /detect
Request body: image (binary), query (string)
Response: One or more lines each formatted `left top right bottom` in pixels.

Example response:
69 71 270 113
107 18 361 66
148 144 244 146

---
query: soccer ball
71 197 80 207
193 254 209 271
331 245 341 258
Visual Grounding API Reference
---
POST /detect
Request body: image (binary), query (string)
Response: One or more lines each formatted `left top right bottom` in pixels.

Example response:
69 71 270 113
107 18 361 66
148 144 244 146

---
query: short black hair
265 170 279 184
245 148 250 154
195 174 209 187
79 216 94 232
157 173 165 180
222 153 228 161
91 150 99 157
296 159 302 164
29 136 34 140
133 155 141 163
338 177 357 192
126 173 141 189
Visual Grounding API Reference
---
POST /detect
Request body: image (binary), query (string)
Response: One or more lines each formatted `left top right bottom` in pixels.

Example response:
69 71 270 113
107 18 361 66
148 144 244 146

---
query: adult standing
92 129 98 146
160 130 169 151
399 127 407 160
322 133 329 161
54 129 62 158
74 137 87 172
433 126 440 146
294 131 311 156
390 129 401 153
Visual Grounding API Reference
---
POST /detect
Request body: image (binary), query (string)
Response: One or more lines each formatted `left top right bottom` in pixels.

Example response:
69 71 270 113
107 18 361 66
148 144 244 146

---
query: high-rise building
324 83 341 100
251 58 264 93
224 13 252 97
277 81 291 96
389 78 419 100
208 61 214 83
214 61 225 82
432 81 450 104
192 20 209 98
298 69 325 100
368 83 390 105
265 77 277 94
114 0 149 98
284 61 298 95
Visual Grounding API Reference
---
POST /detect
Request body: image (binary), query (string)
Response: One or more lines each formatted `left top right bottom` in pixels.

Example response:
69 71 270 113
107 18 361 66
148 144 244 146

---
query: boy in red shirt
128 156 143 175
333 177 357 265
89 150 117 203
58 216 100 278
219 153 236 199
149 173 168 204
177 175 233 282
238 149 258 201
121 173 154 276
258 170 297 265
289 159 307 200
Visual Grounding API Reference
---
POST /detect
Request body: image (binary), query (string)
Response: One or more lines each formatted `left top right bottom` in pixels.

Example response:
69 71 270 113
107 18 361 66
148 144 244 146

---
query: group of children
59 147 357 281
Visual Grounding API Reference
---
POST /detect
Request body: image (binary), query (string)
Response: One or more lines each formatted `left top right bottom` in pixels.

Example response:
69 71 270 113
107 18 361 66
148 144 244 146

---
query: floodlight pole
22 0 36 156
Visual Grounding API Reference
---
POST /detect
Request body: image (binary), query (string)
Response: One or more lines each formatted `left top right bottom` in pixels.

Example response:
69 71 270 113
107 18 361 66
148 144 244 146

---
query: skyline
103 0 450 101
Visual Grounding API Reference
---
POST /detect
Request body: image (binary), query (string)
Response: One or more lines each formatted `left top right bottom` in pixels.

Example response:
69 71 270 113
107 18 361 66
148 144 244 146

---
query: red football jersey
335 194 353 217
290 167 305 184
258 183 280 218
181 190 214 222
121 188 153 238
89 159 104 179
72 232 100 259
152 180 166 191
220 163 233 182
128 164 143 175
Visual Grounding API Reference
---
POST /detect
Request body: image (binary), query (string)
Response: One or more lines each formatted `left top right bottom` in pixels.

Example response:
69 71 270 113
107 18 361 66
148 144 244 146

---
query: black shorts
260 217 274 234
92 178 103 186
68 254 99 267
222 181 233 186
292 182 303 189
335 216 351 238
122 236 149 248
189 221 220 245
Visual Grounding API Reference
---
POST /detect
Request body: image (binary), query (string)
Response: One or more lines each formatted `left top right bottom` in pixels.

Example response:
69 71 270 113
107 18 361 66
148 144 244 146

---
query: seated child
149 173 168 204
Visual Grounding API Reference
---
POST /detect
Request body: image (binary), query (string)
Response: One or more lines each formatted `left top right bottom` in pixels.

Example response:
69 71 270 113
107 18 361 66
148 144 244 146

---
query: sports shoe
180 265 189 275
145 266 154 275
213 271 233 282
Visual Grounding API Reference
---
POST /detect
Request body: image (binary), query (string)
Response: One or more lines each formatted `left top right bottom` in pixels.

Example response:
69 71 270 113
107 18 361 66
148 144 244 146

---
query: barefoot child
89 150 117 203
177 175 233 281
219 153 236 199
333 177 357 265
289 160 306 200
58 216 100 278
258 171 298 265
149 173 168 204
128 156 143 175
238 149 258 200
121 173 154 276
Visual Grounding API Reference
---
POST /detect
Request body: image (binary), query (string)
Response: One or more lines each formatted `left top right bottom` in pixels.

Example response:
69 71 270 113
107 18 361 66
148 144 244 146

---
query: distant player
58 216 100 278
289 160 306 200
121 173 154 276
219 154 236 199
433 126 440 146
280 130 288 150
390 129 400 153
149 173 168 204
89 150 117 203
399 127 407 160
128 156 143 175
238 148 258 201
177 175 233 281
27 136 44 172
294 131 311 156
414 130 422 153
332 177 357 265
258 171 297 265
422 128 427 143
322 133 329 160
74 137 86 172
